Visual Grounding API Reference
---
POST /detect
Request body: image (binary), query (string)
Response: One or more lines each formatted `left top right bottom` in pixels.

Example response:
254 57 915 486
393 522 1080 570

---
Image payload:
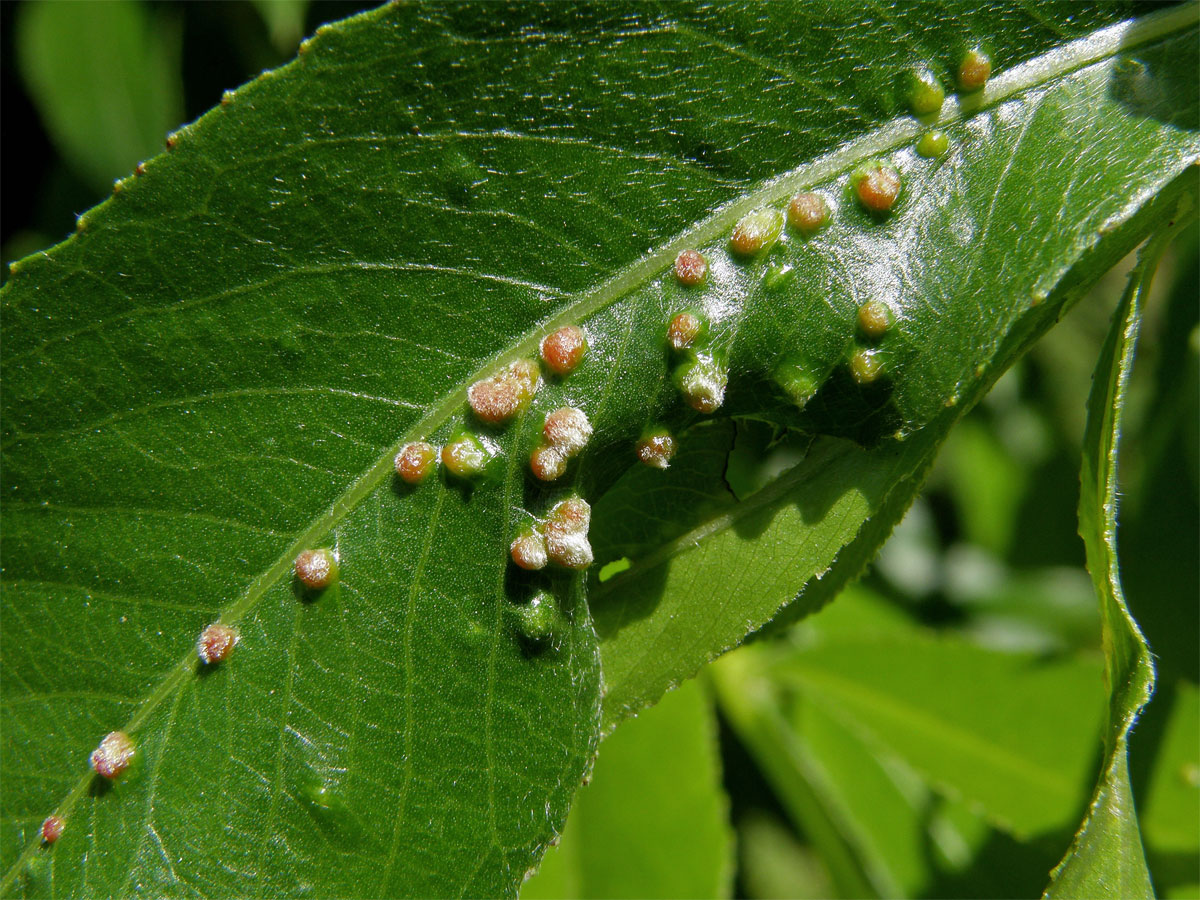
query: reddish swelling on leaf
854 165 901 213
958 48 993 92
41 816 64 845
787 193 829 233
667 313 702 351
468 360 539 424
196 623 239 664
395 441 437 484
540 327 588 376
295 548 337 589
637 433 677 469
510 532 548 570
673 250 708 286
90 731 135 779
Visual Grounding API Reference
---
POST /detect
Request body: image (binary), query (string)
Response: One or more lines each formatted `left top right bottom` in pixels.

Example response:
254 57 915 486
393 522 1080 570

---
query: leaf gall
40 816 64 845
916 130 950 158
667 313 703 351
545 498 593 570
857 301 894 340
849 347 886 384
673 250 709 286
540 326 588 376
787 193 830 234
468 360 540 425
90 731 135 780
542 407 593 456
852 162 902 213
395 441 437 485
636 432 676 469
442 433 491 479
730 208 784 257
906 67 946 116
958 48 992 92
196 623 239 664
295 548 338 590
510 531 548 571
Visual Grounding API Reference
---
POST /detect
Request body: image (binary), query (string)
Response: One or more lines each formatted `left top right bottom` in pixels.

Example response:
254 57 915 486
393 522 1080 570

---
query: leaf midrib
2 5 1194 890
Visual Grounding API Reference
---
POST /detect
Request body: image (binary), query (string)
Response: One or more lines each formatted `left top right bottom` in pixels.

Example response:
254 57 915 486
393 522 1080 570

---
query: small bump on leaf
849 347 886 384
857 300 894 340
636 431 676 469
905 67 946 116
916 129 950 158
730 208 784 257
196 623 239 664
667 312 704 351
542 407 592 456
787 192 830 234
958 48 993 92
394 441 437 485
673 249 709 286
510 531 548 571
40 817 64 845
540 327 588 376
467 360 540 425
442 433 492 479
530 444 568 482
90 731 135 780
545 498 593 570
676 356 728 413
851 161 902 213
511 591 560 646
294 548 338 590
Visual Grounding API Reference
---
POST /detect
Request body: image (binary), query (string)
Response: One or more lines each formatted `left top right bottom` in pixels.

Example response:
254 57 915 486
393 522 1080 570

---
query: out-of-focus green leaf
714 589 1107 899
1141 682 1200 870
251 0 310 54
521 679 733 900
1 3 1198 896
738 812 833 900
1043 213 1190 899
774 635 1105 838
15 0 182 192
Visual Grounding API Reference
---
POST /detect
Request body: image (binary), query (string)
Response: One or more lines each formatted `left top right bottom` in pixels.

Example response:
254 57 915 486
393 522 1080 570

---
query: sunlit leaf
1 3 1197 896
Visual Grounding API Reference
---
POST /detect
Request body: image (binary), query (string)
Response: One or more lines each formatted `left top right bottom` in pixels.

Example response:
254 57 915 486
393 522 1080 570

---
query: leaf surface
1043 202 1193 900
1 3 1197 897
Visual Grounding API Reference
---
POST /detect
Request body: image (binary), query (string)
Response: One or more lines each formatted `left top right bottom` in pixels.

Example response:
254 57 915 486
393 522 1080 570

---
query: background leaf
15 0 183 192
521 678 733 900
1 3 1197 897
1043 202 1192 898
712 587 1108 899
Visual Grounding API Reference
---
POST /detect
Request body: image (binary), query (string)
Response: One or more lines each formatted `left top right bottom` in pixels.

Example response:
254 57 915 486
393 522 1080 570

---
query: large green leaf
2 3 1198 897
712 587 1108 899
1043 202 1192 899
521 678 732 899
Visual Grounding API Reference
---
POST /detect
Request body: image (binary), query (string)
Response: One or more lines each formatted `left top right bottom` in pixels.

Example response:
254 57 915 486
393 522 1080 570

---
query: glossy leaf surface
1 3 1197 897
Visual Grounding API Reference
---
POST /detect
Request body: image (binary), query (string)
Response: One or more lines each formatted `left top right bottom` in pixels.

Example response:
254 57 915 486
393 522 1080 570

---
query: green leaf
771 634 1106 839
15 0 183 192
713 588 1109 899
251 0 310 54
1043 206 1194 899
2 3 1198 896
521 678 733 900
1141 682 1200 869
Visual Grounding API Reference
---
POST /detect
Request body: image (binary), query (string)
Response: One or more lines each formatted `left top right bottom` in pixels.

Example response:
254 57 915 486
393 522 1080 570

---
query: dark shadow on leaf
1109 33 1200 132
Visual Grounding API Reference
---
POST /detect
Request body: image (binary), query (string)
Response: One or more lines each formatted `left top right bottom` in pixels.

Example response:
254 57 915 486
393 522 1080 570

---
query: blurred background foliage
2 2 1196 897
